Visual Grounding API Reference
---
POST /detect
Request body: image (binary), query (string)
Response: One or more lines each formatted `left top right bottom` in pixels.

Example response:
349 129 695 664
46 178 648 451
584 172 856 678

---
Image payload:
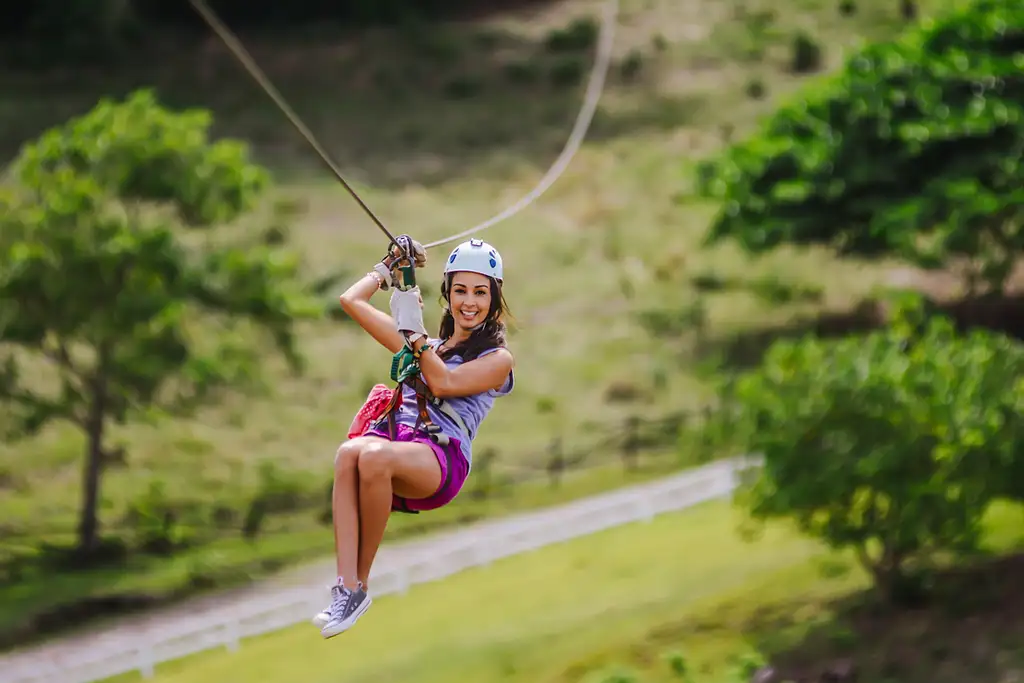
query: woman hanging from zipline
313 237 515 638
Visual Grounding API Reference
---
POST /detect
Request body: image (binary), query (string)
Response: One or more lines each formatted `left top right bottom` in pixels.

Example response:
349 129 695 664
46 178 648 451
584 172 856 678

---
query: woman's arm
412 339 513 399
338 269 407 355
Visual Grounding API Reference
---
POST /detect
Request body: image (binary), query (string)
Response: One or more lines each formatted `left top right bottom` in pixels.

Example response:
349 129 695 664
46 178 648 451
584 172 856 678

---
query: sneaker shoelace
329 585 351 616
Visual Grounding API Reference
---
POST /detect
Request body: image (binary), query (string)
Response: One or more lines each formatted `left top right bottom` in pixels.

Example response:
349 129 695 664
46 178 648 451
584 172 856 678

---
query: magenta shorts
362 423 469 513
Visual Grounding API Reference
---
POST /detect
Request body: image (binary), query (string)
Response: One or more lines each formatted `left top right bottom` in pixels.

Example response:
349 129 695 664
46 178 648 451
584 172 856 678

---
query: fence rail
2 456 761 683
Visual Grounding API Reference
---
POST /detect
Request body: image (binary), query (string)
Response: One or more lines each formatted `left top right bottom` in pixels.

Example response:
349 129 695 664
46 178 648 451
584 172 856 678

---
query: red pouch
347 383 396 438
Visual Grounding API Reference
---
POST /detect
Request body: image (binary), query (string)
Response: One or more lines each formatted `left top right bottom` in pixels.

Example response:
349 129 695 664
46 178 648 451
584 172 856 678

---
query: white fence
3 456 760 683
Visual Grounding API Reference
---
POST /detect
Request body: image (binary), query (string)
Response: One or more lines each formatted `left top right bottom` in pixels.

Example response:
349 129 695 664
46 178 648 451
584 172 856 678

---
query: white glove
390 287 428 342
372 261 393 289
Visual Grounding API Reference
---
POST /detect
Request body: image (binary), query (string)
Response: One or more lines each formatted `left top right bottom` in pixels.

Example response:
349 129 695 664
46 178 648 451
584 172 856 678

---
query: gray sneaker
310 584 336 628
320 584 372 638
311 605 331 629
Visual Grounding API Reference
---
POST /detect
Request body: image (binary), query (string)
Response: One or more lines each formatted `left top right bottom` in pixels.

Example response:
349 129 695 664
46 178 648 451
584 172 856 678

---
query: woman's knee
334 439 363 473
356 442 395 482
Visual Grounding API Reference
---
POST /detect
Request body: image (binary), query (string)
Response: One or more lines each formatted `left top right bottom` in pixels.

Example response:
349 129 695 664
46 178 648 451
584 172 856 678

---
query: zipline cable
188 0 618 254
188 0 404 252
423 0 618 250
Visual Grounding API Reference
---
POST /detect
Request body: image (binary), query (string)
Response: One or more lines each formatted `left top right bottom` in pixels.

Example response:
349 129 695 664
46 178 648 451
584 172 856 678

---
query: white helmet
443 238 503 282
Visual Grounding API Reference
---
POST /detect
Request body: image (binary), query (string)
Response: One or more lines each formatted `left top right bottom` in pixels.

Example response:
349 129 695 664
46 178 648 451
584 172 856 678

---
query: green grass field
0 457 683 646
111 499 1024 683
0 0 973 647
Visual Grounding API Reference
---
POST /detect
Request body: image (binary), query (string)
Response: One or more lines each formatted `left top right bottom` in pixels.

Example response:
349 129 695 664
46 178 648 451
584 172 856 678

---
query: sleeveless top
391 339 514 470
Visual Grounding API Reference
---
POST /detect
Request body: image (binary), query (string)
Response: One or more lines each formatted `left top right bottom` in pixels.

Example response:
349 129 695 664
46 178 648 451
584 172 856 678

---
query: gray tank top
392 340 514 470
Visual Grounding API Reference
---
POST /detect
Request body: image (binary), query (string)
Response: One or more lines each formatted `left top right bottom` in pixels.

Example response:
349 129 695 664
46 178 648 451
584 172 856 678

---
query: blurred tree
0 0 563 64
0 0 142 65
0 89 321 557
696 0 1024 296
711 294 1024 603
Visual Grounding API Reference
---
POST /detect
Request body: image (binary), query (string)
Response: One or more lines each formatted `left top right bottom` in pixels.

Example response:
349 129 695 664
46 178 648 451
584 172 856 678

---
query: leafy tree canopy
712 294 1024 602
697 0 1024 294
0 89 321 553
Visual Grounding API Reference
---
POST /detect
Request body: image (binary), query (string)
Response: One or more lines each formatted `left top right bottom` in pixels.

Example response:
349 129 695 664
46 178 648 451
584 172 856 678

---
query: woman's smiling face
448 271 493 331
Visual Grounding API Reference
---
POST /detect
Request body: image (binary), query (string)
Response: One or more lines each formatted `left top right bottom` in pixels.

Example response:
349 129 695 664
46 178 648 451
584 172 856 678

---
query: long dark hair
437 273 511 361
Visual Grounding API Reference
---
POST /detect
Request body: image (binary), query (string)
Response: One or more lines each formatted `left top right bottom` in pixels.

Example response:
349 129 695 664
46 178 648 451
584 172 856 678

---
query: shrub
714 296 1024 603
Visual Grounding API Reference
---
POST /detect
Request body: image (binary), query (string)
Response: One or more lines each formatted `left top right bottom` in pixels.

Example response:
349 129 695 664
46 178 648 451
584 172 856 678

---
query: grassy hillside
0 0 970 646
106 500 1024 683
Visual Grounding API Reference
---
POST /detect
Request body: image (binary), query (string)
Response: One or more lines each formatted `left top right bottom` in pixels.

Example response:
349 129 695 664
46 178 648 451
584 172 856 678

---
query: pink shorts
363 423 469 513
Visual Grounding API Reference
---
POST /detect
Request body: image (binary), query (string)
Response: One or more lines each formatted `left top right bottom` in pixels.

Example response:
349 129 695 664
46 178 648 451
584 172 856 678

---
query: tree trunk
900 0 917 20
855 540 911 605
546 438 564 489
77 370 108 556
621 416 640 472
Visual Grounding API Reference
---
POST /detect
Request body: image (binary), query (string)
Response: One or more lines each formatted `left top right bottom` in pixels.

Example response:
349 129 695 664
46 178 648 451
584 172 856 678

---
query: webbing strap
377 376 470 447
413 377 444 441
382 384 402 441
377 342 472 447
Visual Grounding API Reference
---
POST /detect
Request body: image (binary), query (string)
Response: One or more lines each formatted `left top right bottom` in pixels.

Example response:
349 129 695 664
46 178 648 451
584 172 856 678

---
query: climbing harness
371 236 473 455
378 341 469 448
187 0 619 254
385 238 503 449
369 240 502 468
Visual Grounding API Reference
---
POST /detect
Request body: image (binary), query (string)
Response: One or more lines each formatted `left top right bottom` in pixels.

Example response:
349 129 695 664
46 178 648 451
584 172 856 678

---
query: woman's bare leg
355 440 443 585
332 437 379 589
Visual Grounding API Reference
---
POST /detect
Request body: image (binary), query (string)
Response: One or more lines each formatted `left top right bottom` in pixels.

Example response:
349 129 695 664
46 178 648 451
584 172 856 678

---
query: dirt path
0 465 731 681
